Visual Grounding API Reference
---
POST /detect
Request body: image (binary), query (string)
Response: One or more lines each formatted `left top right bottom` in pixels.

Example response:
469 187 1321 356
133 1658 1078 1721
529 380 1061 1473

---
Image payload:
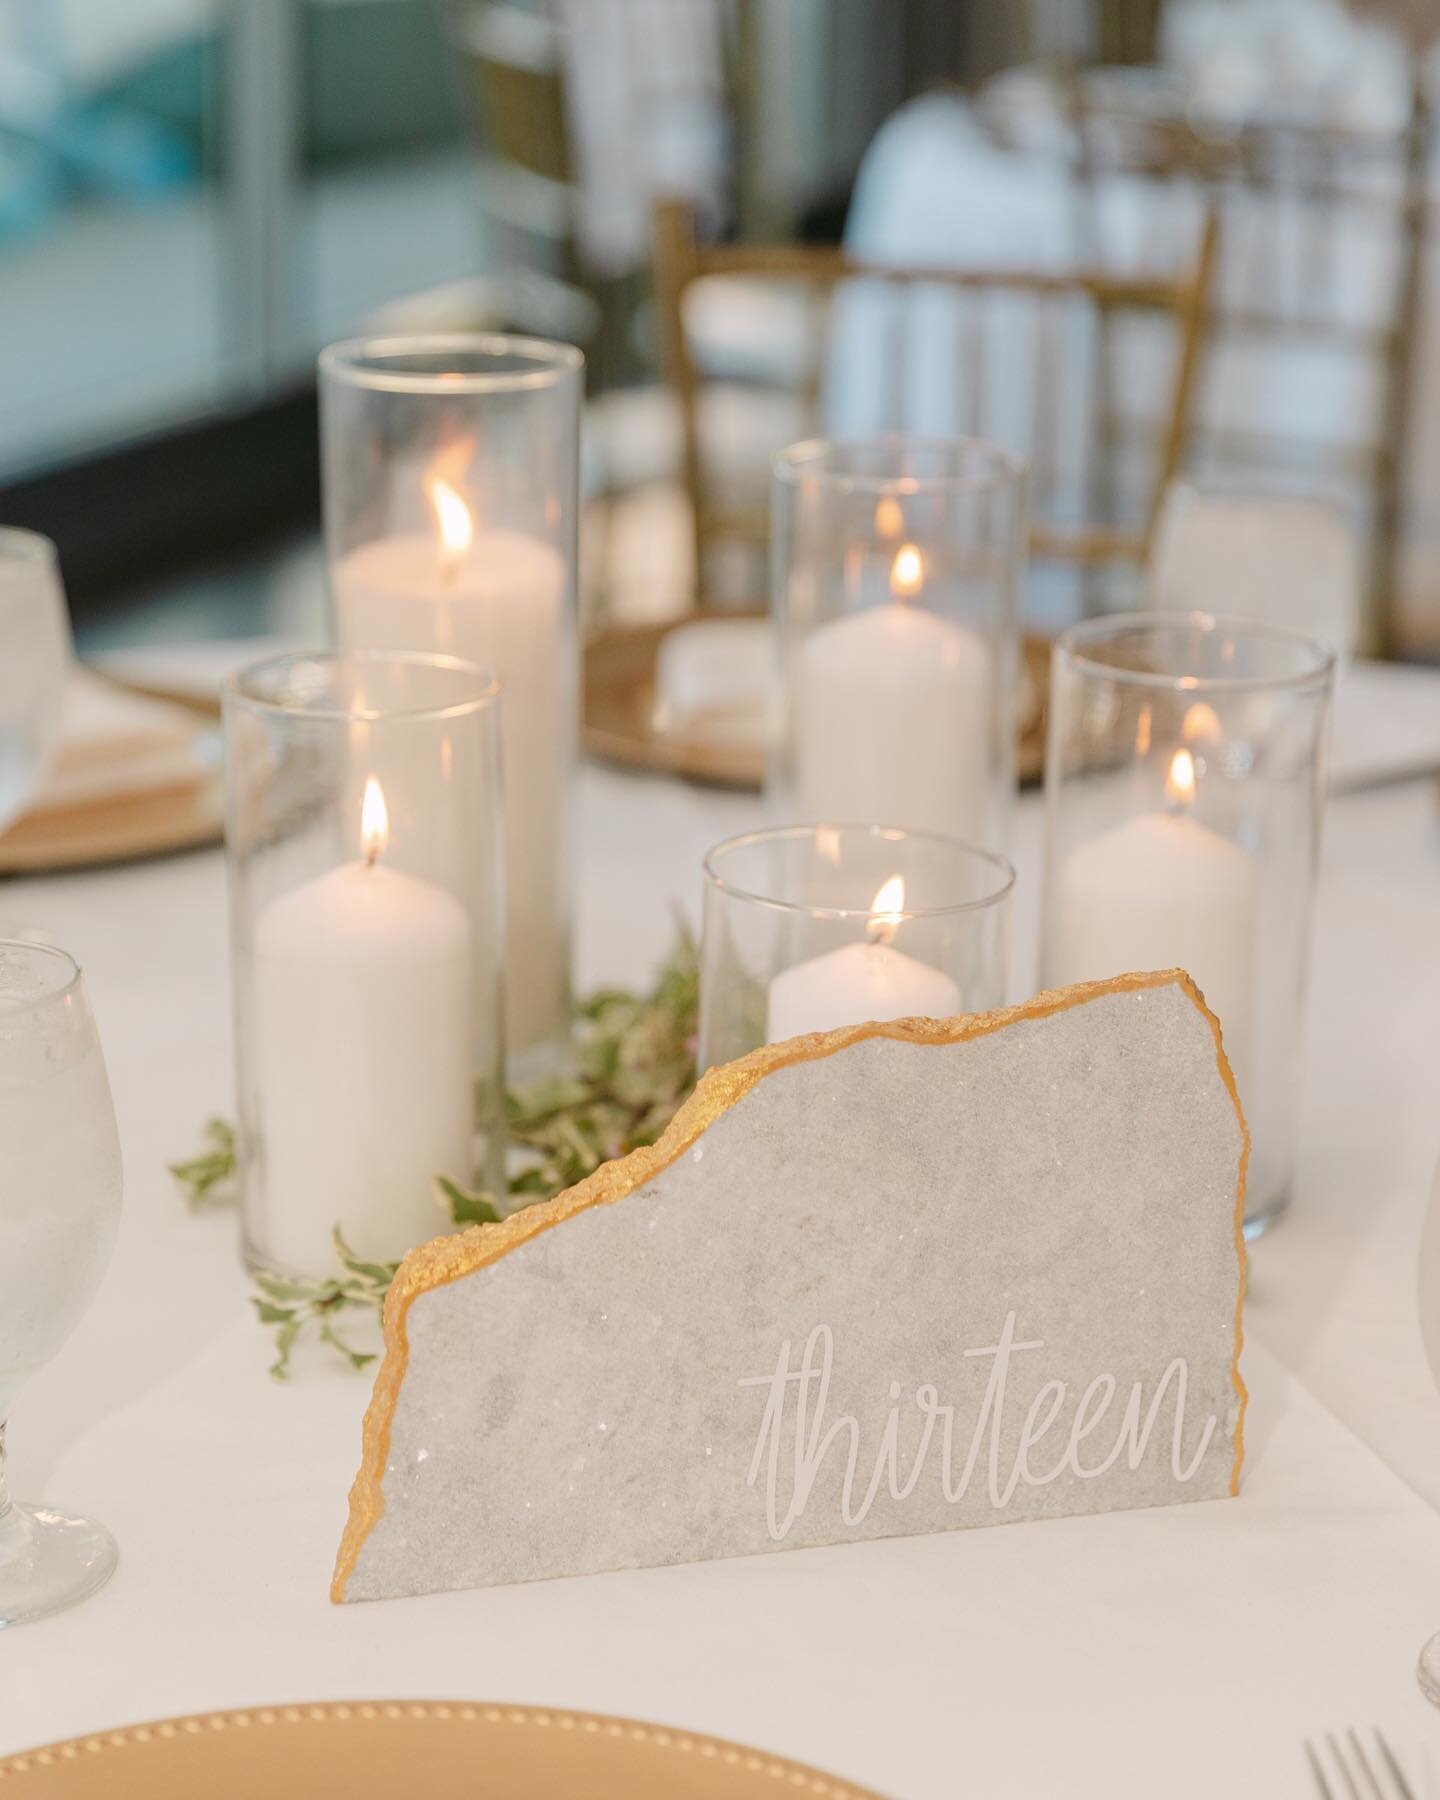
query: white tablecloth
6 651 1440 1796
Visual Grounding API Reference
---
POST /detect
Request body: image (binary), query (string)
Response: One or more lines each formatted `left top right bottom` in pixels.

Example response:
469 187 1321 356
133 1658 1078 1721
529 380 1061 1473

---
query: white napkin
25 668 208 816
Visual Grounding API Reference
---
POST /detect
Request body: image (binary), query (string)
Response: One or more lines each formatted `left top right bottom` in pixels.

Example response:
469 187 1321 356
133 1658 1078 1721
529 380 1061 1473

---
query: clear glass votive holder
1040 613 1336 1235
320 333 582 1073
769 437 1026 852
699 823 1015 1071
222 651 505 1280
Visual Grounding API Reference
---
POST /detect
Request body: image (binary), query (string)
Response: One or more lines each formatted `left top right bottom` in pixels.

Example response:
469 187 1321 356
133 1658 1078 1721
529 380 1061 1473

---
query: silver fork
1305 1728 1417 1800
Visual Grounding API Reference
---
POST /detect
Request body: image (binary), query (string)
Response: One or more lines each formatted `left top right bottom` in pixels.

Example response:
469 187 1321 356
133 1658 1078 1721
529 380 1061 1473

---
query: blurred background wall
2 0 1438 657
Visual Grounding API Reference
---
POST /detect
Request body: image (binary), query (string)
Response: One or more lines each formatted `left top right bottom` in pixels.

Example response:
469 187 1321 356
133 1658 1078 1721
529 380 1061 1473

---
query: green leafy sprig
168 1118 239 1211
170 933 699 1378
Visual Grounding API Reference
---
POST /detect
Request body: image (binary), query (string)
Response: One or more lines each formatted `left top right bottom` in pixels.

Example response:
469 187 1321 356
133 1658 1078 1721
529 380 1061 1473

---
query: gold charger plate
583 611 1051 791
0 1701 890 1799
0 681 223 877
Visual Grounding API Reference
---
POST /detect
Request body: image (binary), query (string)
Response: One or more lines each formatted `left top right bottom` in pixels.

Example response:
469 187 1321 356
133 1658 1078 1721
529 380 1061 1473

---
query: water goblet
0 940 123 1627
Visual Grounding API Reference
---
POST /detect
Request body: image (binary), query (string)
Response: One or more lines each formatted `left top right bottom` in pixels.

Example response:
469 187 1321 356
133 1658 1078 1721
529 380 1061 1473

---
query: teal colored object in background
84 0 464 178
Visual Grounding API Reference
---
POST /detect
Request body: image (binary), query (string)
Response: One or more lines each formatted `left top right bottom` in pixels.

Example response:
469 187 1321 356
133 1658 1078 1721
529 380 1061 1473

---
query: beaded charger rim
0 1700 890 1798
332 969 1250 1603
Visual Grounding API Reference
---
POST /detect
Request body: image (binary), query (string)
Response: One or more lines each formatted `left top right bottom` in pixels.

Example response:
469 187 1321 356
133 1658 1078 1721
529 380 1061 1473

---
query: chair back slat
1031 291 1059 514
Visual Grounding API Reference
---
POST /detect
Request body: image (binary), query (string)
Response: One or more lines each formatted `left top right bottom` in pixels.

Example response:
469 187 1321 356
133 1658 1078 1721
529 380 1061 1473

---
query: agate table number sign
334 969 1247 1604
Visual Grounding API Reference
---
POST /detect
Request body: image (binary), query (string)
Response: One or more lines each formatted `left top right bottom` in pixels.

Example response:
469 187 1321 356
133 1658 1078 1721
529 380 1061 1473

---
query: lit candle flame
1182 701 1222 748
361 775 389 865
889 543 925 601
427 475 473 575
867 874 905 945
874 495 904 540
1165 747 1196 811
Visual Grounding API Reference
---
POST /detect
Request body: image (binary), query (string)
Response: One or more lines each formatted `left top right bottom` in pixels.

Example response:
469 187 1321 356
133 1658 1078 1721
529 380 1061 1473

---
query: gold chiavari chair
449 2 576 273
651 197 1219 611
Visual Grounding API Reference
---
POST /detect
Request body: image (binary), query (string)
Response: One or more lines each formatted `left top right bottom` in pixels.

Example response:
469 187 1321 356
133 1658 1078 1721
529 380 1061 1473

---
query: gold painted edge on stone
0 1700 890 1797
331 969 1250 1602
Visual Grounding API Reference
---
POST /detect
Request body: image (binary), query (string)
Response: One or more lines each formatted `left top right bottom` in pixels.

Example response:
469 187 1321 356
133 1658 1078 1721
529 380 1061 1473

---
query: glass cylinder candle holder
320 333 581 1075
223 651 505 1280
769 438 1026 852
1041 613 1336 1235
699 823 1014 1072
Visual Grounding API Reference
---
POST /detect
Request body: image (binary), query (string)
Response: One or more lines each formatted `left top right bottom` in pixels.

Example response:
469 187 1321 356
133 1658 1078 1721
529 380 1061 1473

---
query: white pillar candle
251 778 473 1275
765 876 963 1043
332 478 569 1055
1048 749 1257 1089
792 544 993 841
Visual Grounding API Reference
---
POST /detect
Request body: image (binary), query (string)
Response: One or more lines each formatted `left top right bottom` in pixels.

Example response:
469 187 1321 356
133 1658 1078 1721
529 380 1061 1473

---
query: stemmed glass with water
0 940 123 1626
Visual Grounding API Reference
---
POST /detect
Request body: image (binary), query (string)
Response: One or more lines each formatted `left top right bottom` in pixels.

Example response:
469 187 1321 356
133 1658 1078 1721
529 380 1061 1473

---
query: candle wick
364 843 380 869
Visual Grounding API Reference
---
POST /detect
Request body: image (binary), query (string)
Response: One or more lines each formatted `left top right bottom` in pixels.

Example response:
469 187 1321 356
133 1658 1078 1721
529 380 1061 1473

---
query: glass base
0 1501 117 1628
1420 1634 1440 1706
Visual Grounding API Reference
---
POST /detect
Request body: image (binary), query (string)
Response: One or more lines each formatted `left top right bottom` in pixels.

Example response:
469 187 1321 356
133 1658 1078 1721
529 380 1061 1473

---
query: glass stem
0 1419 9 1522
